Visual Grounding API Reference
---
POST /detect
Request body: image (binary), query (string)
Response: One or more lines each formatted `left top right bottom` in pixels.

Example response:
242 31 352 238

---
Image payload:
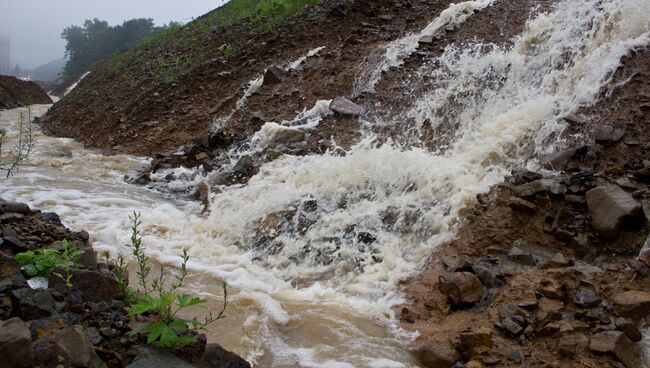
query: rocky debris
203 343 251 368
262 65 288 86
10 287 57 320
415 341 460 368
557 333 588 357
456 327 493 351
513 179 565 197
614 318 642 342
48 268 123 303
637 235 650 265
573 288 601 308
127 345 194 368
2 202 31 215
594 124 626 144
588 331 640 368
0 75 53 110
0 317 34 367
586 185 642 239
439 272 483 306
329 97 366 117
51 325 106 368
233 155 254 176
612 290 650 321
507 246 534 265
540 253 572 269
507 197 537 213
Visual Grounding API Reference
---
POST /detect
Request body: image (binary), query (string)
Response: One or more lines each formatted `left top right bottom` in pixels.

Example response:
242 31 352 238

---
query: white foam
64 71 91 96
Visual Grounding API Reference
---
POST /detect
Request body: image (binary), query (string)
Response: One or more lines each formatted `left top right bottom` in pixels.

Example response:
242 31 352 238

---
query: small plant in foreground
16 240 83 286
0 105 36 177
126 212 227 348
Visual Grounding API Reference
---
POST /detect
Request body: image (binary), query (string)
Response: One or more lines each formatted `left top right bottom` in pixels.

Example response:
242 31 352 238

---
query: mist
0 0 225 69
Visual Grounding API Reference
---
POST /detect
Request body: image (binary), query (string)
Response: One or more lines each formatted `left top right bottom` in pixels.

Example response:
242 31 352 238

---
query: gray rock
589 331 640 368
49 268 122 303
638 234 650 266
595 124 625 144
203 343 251 368
573 288 601 308
508 246 534 265
2 202 30 215
329 97 366 117
11 287 57 320
586 185 642 239
127 345 193 368
557 333 588 357
514 179 565 197
0 317 34 368
233 155 253 176
614 318 642 342
53 325 106 368
438 272 483 306
263 65 288 85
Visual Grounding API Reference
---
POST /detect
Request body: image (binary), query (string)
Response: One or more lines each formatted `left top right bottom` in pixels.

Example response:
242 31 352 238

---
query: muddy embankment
0 76 52 110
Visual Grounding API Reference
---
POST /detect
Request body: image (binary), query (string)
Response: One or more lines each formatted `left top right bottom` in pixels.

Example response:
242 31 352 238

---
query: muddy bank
0 198 249 368
398 46 650 367
0 76 52 110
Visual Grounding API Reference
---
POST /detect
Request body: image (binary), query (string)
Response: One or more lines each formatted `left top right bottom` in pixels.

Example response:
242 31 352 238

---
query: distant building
0 35 9 76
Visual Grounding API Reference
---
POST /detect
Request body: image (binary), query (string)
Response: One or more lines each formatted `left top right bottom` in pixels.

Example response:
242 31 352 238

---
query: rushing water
2 0 650 366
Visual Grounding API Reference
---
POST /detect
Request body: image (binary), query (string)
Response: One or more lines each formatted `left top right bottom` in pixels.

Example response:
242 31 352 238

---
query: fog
0 0 225 69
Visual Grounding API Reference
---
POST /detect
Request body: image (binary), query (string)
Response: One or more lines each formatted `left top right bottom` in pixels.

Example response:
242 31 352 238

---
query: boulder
48 268 122 303
589 331 640 368
52 325 106 368
614 318 642 342
262 65 288 85
11 287 57 320
612 290 650 321
438 272 483 306
203 343 251 368
573 288 601 308
2 202 30 215
586 185 642 239
557 333 588 357
127 345 194 368
594 124 625 144
0 317 34 367
415 341 460 368
329 97 366 117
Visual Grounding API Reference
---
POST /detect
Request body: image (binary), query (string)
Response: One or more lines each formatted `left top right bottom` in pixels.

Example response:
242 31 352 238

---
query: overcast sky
0 0 226 69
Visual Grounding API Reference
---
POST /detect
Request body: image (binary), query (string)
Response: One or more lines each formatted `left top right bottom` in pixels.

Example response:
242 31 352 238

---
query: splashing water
2 0 650 366
64 71 91 96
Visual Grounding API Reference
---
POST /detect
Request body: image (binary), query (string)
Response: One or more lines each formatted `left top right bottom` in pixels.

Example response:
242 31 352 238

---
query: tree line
61 18 181 79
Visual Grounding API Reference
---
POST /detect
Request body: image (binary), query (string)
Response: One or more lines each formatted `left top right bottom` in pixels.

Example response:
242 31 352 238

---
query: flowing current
3 0 650 366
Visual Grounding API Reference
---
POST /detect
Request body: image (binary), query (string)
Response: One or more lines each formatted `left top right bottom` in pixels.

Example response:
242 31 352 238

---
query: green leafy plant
1 106 36 177
16 240 83 286
125 212 227 348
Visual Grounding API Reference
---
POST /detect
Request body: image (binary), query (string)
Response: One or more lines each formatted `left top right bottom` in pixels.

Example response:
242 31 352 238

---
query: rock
471 261 499 288
573 288 601 308
540 253 572 269
233 155 253 176
39 212 61 224
507 197 537 213
2 202 30 215
415 341 460 368
614 318 642 342
0 317 34 367
438 272 483 306
586 185 642 239
11 287 57 320
53 325 106 368
127 345 194 368
55 147 73 158
612 290 650 321
48 268 122 303
203 343 251 368
132 173 151 185
595 124 625 144
557 333 588 357
514 179 565 197
262 65 288 85
589 331 640 368
329 97 366 117
637 234 650 266
508 246 534 265
195 152 209 161
457 328 493 351
540 146 588 170
498 317 525 336
539 322 560 336
418 35 434 45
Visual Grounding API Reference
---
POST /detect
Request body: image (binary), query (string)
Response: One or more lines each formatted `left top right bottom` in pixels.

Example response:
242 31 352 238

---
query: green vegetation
61 18 181 79
98 0 322 85
16 240 83 286
123 212 227 348
0 106 35 177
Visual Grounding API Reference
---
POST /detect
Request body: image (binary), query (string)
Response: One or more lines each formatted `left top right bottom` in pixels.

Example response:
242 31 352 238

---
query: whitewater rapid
2 0 650 366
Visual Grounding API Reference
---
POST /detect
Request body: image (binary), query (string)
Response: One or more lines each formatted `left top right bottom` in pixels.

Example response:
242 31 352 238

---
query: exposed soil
0 76 52 110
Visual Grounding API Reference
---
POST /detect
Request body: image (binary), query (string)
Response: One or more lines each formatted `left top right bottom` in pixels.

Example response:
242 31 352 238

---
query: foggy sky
0 0 225 69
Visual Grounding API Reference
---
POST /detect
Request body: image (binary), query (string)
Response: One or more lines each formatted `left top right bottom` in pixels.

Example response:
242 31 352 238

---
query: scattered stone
471 261 499 288
127 345 194 368
586 185 642 239
233 155 253 176
638 235 650 266
2 202 30 215
557 333 588 357
0 317 34 368
415 341 460 368
329 96 366 117
589 331 640 368
540 253 572 269
539 322 561 336
595 124 626 144
262 65 288 85
507 197 537 213
612 290 650 321
573 288 601 308
48 268 122 303
514 179 565 197
456 328 493 351
498 317 525 336
203 343 251 368
418 35 434 45
508 246 534 265
11 287 57 320
50 325 106 368
614 318 642 342
438 272 483 306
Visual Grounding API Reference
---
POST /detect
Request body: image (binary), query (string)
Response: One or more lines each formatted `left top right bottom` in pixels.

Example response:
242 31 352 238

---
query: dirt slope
0 76 52 110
